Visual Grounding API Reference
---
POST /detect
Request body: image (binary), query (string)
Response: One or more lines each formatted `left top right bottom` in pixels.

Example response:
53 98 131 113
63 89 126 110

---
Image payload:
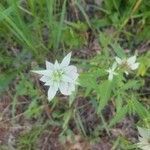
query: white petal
59 82 75 95
46 61 54 70
130 63 139 70
54 60 60 69
113 72 118 75
40 76 50 82
60 52 72 67
106 69 111 73
138 127 150 139
32 70 52 76
108 73 113 80
44 80 53 86
125 71 129 75
64 65 77 74
47 83 58 101
112 63 117 71
115 57 122 64
64 65 79 81
127 55 136 65
62 75 74 83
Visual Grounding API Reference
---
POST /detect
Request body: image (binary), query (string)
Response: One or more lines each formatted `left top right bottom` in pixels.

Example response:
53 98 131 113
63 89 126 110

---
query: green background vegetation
0 0 150 149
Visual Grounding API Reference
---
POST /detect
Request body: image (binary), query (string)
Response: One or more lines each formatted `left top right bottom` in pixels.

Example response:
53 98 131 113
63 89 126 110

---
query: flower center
52 70 64 82
121 60 131 71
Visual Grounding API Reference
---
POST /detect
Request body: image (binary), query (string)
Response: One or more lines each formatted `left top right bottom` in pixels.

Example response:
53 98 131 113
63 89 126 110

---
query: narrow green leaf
98 80 113 113
133 99 149 118
109 105 128 127
111 43 126 58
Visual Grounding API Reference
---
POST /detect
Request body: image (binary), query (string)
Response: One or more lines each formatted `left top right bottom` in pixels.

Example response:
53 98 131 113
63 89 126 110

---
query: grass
0 0 150 149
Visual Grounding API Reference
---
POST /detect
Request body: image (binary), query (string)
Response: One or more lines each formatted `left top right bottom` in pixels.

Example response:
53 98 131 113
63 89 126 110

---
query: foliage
0 0 149 149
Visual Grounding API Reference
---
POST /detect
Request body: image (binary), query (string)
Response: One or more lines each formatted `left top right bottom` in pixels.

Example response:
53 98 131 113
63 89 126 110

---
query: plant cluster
0 0 149 149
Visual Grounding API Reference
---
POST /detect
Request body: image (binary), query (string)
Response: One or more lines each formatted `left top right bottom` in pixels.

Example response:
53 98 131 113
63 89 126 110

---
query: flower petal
138 127 150 139
115 57 122 64
130 63 139 70
59 82 75 95
54 60 60 69
64 65 77 73
47 83 58 101
46 61 54 70
60 52 72 67
125 71 129 75
40 76 50 82
44 79 53 86
62 74 78 83
127 55 136 65
108 73 113 80
62 75 74 83
112 63 117 70
64 65 79 81
32 70 52 76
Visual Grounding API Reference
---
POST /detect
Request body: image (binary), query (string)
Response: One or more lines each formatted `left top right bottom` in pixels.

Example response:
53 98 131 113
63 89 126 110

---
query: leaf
79 72 98 96
99 32 111 48
25 99 43 118
121 80 142 91
0 5 13 22
109 105 128 127
16 74 37 96
75 110 87 136
115 95 123 112
75 1 91 28
63 109 72 130
111 43 126 58
0 73 15 93
138 63 147 76
55 0 67 49
133 99 149 118
98 80 113 113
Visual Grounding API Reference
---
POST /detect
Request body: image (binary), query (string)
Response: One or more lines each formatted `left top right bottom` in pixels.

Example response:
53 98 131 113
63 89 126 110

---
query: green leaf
133 99 149 118
79 72 98 96
109 105 128 127
99 32 111 48
25 99 43 118
121 80 142 91
111 43 126 58
98 80 113 113
0 73 15 93
63 109 72 130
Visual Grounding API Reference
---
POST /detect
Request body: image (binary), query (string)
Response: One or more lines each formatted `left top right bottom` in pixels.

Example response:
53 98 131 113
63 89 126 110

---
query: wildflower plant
115 55 139 75
106 55 139 81
31 43 149 146
32 52 79 101
79 42 149 132
106 63 118 80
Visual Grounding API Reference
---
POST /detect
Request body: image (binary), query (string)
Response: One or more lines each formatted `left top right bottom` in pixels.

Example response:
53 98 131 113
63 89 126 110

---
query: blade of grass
55 0 67 49
75 1 91 28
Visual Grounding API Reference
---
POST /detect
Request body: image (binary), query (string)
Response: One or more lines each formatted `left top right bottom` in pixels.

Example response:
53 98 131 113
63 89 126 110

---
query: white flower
32 52 79 101
106 63 118 80
115 55 139 75
137 127 150 150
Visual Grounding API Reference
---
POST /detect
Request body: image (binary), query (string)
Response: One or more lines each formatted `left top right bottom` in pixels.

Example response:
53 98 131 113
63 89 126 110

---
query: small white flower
32 52 79 101
106 63 118 80
115 55 139 75
137 127 150 150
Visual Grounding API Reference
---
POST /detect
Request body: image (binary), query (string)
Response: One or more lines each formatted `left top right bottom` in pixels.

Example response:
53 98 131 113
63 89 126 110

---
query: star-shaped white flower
137 127 150 150
115 55 139 75
32 52 79 101
106 63 118 80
